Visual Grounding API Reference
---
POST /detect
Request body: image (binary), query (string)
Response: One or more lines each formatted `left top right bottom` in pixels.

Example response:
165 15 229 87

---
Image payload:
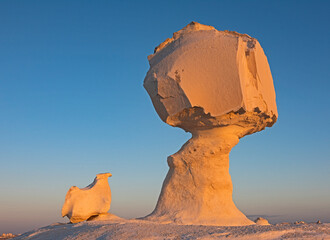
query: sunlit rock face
62 173 112 223
144 21 277 132
143 22 277 226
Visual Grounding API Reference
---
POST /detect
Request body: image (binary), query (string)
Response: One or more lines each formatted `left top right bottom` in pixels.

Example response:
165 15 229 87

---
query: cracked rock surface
144 21 277 132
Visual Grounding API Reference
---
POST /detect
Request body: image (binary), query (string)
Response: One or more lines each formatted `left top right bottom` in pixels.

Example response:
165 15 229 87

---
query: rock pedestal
146 127 253 225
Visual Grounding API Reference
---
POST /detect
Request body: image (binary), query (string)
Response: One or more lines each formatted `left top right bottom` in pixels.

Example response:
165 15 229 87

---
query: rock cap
144 22 277 134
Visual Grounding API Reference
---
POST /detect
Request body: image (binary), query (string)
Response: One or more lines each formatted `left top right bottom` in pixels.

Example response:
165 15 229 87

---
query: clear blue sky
0 0 329 234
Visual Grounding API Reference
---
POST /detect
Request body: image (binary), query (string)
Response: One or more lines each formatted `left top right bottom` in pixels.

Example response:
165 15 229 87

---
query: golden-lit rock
143 22 278 226
144 21 277 132
62 173 112 223
255 217 271 225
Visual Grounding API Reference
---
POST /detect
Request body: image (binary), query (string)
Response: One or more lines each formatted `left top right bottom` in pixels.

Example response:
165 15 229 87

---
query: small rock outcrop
87 213 122 222
0 233 17 239
254 217 271 225
62 173 112 223
143 22 278 226
294 221 306 225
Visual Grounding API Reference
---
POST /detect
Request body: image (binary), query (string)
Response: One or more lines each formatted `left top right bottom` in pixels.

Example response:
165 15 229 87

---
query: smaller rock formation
316 220 322 224
62 173 112 223
0 233 17 239
294 221 306 225
254 217 270 225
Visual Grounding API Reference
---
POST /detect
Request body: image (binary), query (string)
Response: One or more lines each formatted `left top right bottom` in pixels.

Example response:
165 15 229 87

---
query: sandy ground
11 219 330 240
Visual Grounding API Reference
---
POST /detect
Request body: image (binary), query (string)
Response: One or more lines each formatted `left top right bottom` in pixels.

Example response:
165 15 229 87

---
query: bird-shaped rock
62 173 112 223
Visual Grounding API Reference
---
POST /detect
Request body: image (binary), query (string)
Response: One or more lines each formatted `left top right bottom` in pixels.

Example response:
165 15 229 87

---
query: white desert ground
5 219 330 240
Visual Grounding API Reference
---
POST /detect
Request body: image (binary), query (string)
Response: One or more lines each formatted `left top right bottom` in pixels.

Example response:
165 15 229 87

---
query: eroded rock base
144 127 254 226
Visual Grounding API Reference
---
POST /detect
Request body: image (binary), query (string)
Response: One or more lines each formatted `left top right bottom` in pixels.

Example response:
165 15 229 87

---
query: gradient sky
1 0 329 234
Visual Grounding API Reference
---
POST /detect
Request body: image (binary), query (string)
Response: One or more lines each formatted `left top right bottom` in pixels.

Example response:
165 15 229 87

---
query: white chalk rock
62 173 112 223
144 21 277 131
143 22 278 226
255 217 270 225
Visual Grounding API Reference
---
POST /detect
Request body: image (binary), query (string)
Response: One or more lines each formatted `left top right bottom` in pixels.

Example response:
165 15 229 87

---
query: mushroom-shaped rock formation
143 22 277 226
62 173 112 223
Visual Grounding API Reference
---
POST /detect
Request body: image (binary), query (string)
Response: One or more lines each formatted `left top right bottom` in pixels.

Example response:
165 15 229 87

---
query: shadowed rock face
143 22 278 226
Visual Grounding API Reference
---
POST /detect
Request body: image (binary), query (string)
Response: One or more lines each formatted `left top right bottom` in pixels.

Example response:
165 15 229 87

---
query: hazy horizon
1 0 329 234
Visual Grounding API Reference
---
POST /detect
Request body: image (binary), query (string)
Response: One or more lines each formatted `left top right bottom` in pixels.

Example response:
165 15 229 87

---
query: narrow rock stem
145 127 254 226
